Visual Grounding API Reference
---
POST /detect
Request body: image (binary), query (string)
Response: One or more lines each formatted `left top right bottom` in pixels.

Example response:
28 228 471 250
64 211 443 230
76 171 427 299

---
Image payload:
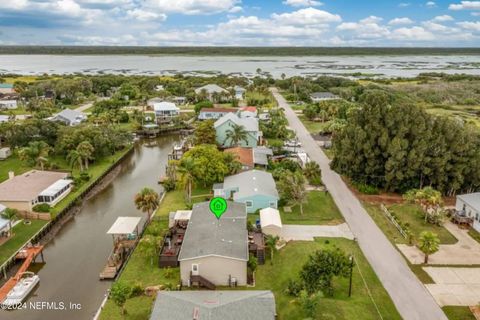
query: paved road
280 223 354 241
271 88 447 320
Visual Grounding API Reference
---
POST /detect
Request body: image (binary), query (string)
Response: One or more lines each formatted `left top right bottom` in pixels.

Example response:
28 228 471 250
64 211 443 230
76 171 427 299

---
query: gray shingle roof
458 193 480 211
214 113 259 132
253 147 273 166
195 84 228 95
224 170 278 200
53 109 86 124
150 291 276 320
178 201 248 261
310 92 338 99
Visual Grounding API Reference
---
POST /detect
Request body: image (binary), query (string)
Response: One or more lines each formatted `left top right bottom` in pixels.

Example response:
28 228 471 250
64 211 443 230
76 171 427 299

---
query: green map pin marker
209 197 228 220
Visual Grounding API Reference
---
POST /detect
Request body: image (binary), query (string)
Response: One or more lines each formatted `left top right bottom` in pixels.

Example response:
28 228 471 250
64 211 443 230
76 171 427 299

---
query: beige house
0 170 72 212
178 201 248 287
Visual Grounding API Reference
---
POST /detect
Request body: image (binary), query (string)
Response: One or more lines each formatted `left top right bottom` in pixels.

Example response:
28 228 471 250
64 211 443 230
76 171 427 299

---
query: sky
0 0 479 46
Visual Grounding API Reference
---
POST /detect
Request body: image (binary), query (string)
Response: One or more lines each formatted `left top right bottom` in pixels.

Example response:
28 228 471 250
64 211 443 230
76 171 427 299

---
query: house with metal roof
310 92 340 102
49 109 87 126
237 106 257 119
198 107 237 121
150 290 276 320
455 193 480 232
195 84 228 102
153 102 180 124
214 113 261 148
213 170 279 213
225 147 272 170
178 201 248 287
0 170 72 212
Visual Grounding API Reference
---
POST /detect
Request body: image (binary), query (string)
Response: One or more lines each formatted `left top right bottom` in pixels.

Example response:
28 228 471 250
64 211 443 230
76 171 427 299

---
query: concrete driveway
280 223 354 241
424 267 480 306
398 222 480 265
271 88 447 320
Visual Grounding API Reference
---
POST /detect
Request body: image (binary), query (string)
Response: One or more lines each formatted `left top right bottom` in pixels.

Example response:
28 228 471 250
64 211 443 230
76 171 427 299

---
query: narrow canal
3 135 179 320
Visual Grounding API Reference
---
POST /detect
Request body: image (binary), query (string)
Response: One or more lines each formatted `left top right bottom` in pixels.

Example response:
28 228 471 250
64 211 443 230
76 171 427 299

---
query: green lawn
298 115 330 134
99 190 186 320
255 238 402 320
280 191 344 225
468 228 480 244
364 203 457 245
0 155 32 182
0 106 29 115
0 220 48 265
443 306 476 320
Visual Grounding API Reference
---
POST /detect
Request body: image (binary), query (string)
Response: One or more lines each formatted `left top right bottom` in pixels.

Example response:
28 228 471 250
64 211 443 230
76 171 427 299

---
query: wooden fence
380 204 408 239
0 146 135 279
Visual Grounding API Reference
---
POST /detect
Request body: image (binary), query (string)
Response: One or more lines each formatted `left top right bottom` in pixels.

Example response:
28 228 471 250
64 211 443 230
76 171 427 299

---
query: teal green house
213 170 279 213
214 113 261 148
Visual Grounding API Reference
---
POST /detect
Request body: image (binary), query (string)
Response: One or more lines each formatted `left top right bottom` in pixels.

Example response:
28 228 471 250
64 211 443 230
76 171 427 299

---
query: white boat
2 272 39 307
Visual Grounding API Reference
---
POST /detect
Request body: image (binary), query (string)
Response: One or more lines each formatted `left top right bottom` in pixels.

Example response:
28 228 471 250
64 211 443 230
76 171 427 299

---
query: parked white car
284 140 301 147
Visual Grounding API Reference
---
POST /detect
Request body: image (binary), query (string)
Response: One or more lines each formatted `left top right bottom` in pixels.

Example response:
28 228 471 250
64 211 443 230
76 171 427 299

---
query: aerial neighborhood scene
1 1 480 320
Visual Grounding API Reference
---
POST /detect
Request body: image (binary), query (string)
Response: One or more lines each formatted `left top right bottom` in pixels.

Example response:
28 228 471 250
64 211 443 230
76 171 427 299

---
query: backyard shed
0 147 11 160
260 207 282 237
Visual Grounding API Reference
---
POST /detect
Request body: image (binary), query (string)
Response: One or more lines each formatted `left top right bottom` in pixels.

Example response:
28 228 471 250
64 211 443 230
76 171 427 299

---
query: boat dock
0 246 44 303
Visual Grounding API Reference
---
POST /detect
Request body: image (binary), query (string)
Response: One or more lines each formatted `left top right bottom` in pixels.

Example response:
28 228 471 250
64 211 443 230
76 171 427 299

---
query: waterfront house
195 84 228 101
214 113 261 148
149 291 276 320
234 85 246 100
147 97 164 109
0 100 18 110
0 204 11 237
225 147 272 170
49 109 87 126
213 170 279 213
178 201 248 287
198 107 237 121
153 102 180 124
238 106 258 118
455 193 480 232
0 170 72 212
310 92 340 102
0 115 11 123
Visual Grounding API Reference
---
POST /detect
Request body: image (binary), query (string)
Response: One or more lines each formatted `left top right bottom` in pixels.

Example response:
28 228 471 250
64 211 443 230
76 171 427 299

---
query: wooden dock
0 246 44 303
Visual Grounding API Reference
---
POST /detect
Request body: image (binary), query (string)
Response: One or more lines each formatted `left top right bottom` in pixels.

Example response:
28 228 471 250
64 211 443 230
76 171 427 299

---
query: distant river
1 55 479 78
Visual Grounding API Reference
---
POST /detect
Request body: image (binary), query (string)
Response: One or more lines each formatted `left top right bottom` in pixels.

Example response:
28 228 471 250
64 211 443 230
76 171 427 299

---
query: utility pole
348 255 354 297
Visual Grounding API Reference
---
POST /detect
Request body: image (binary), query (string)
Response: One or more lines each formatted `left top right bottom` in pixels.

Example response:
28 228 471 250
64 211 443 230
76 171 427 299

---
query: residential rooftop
214 112 259 132
458 192 480 211
223 170 278 200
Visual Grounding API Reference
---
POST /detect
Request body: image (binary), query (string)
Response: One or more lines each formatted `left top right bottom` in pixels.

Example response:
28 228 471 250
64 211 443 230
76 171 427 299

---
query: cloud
422 21 457 32
143 0 241 15
432 15 454 21
457 21 480 31
337 16 390 39
229 6 243 13
389 26 435 40
426 1 437 7
388 17 414 25
282 0 323 7
126 9 166 22
271 8 342 25
472 11 480 15
449 1 480 10
398 2 411 7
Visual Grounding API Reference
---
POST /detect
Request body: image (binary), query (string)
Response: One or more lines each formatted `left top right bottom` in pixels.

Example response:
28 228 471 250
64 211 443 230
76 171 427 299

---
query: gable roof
54 109 86 123
214 113 259 132
150 291 276 320
225 147 254 167
457 193 480 211
178 201 248 261
153 102 179 111
195 84 228 95
224 170 278 200
0 170 69 202
200 107 237 114
253 147 273 166
240 106 257 113
260 207 282 229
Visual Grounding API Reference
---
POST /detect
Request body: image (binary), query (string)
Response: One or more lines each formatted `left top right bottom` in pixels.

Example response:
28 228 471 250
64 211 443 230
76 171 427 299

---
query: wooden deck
0 246 44 302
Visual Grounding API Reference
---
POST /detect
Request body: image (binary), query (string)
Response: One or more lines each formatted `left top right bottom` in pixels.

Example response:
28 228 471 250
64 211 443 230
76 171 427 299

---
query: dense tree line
331 90 480 195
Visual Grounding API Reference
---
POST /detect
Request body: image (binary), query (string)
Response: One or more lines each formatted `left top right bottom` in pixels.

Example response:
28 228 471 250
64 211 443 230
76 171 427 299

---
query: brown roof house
225 147 273 171
0 170 73 212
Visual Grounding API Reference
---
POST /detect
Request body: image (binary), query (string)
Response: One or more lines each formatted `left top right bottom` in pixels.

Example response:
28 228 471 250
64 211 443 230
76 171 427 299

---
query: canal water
2 135 179 320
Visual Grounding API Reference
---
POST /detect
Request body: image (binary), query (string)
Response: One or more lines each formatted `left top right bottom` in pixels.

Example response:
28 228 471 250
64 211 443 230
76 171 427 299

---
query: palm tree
76 141 95 170
18 141 51 170
177 158 196 203
304 161 322 186
265 235 279 265
138 234 159 266
404 187 443 223
1 208 18 237
134 188 160 222
418 231 440 264
66 149 83 172
224 124 249 147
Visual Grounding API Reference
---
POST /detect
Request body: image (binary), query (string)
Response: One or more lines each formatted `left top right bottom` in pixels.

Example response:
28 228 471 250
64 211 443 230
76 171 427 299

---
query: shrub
353 182 379 195
80 172 91 182
162 178 176 191
130 283 143 297
33 203 51 213
285 279 304 297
